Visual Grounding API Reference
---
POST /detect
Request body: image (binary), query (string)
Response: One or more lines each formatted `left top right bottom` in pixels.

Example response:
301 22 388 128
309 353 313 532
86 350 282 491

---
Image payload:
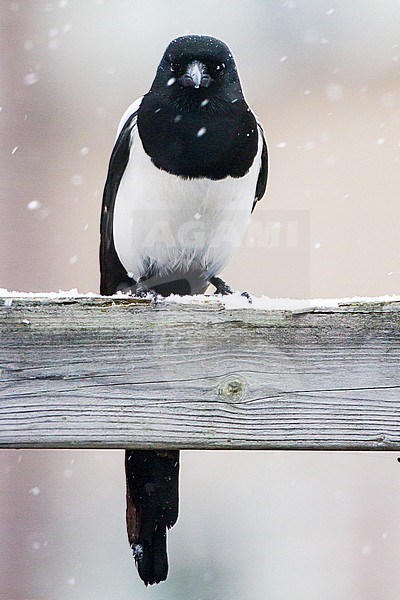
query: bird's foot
135 283 159 302
209 277 252 303
240 291 253 304
209 276 233 296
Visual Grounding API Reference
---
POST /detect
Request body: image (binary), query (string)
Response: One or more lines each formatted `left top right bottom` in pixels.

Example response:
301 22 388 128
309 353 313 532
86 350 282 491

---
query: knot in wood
218 376 246 401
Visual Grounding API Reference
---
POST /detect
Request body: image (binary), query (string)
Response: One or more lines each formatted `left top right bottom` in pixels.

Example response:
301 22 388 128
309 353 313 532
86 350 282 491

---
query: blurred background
0 0 399 598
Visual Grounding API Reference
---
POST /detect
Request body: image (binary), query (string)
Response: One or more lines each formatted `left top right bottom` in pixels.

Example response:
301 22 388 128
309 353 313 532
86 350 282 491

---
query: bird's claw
240 291 253 304
210 276 233 296
210 276 252 302
213 283 233 296
135 284 159 303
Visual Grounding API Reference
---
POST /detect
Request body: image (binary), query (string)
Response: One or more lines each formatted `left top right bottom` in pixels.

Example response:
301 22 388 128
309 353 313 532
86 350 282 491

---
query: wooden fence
1 296 399 450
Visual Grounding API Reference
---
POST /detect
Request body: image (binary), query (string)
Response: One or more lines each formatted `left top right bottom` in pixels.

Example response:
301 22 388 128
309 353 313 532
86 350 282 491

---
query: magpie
100 34 268 585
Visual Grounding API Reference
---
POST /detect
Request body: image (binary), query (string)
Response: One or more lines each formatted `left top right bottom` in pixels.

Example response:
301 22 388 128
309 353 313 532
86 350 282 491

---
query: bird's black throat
138 92 259 180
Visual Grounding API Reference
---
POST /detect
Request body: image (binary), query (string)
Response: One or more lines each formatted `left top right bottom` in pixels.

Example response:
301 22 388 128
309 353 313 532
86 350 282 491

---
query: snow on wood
1 287 400 309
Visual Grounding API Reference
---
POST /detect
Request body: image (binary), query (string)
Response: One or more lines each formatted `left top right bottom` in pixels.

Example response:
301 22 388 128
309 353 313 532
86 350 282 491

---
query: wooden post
1 296 400 449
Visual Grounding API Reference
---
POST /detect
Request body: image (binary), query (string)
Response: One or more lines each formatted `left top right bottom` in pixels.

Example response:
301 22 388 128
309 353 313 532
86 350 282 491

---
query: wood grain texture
1 296 400 449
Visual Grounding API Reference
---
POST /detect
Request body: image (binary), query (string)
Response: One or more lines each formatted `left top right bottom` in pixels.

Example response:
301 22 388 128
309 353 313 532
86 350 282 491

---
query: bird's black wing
100 110 138 295
252 123 268 213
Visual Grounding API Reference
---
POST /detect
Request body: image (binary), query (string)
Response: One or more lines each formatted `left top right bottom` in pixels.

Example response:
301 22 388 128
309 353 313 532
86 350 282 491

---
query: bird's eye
170 62 182 74
210 62 225 77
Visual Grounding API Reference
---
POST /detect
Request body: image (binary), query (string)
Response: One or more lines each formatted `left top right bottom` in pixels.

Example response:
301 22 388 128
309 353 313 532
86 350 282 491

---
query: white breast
113 120 263 287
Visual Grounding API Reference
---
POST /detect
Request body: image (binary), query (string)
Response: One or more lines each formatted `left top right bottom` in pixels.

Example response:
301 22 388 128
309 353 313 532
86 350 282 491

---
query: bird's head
137 35 257 179
150 35 243 103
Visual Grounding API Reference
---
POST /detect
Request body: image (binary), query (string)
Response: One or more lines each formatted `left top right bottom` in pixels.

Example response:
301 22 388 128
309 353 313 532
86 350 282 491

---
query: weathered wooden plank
1 296 400 449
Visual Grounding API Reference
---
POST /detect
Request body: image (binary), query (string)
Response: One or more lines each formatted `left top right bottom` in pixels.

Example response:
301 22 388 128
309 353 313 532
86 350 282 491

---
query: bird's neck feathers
137 90 258 181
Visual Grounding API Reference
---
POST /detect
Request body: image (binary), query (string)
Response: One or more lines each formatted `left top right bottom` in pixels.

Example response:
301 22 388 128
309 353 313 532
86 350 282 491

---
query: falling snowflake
27 200 41 211
24 72 39 86
71 175 83 186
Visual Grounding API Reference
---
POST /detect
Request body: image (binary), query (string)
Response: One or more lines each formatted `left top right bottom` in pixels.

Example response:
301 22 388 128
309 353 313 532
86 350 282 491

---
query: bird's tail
125 449 180 585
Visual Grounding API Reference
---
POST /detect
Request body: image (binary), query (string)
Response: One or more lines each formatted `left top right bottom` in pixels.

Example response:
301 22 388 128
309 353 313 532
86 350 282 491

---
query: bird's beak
180 61 211 89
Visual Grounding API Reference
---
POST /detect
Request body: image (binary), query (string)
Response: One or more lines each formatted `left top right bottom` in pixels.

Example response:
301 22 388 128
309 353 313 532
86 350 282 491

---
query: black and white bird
100 34 268 585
